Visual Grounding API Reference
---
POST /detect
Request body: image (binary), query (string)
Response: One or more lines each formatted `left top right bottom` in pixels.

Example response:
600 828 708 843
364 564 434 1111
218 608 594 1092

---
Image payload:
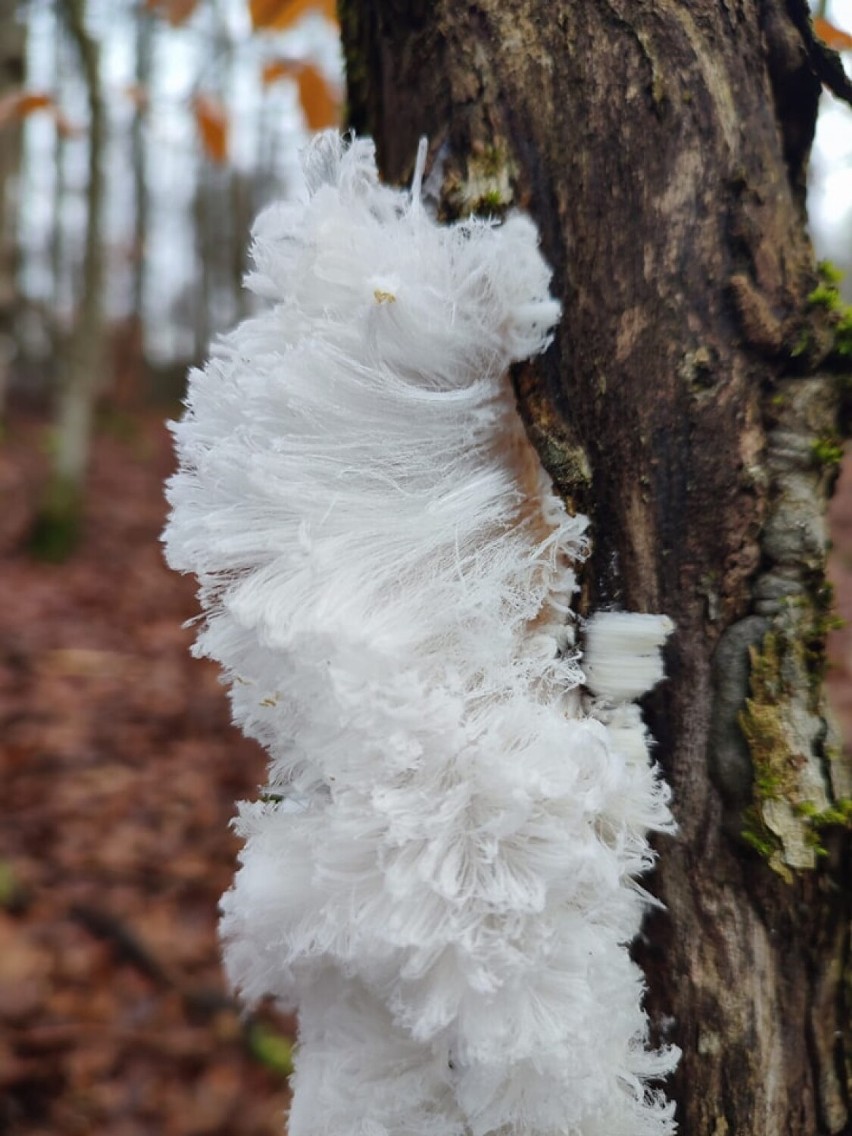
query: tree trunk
36 0 106 558
0 0 26 415
340 2 851 1133
129 4 153 375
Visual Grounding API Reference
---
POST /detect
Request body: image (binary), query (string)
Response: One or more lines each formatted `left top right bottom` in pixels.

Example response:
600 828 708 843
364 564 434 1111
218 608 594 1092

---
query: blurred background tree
0 6 340 1134
0 0 26 414
1 0 340 555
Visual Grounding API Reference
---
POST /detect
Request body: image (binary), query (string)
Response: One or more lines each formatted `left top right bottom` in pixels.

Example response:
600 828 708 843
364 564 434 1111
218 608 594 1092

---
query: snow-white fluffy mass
163 132 678 1136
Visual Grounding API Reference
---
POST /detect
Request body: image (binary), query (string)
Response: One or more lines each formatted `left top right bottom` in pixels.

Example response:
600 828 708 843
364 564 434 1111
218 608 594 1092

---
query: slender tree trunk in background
0 0 26 416
192 166 209 360
194 0 240 354
36 0 105 557
230 170 250 323
130 6 153 375
50 13 69 353
341 2 851 1133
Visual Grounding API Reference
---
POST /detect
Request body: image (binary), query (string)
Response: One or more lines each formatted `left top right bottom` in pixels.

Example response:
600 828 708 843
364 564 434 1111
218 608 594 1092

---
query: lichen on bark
739 620 837 875
731 374 852 876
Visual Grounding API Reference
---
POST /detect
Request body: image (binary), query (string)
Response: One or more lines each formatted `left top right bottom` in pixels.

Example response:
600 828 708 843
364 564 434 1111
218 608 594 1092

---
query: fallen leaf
0 914 52 1021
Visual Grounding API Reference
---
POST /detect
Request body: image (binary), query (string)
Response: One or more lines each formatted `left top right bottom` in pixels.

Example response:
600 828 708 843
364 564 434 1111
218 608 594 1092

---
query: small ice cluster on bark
163 132 678 1136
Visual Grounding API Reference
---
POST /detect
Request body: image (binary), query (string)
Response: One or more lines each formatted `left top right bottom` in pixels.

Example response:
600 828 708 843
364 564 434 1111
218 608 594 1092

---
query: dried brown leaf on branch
261 58 296 85
0 90 82 138
144 0 200 27
249 0 336 31
813 16 852 52
295 63 340 130
0 90 54 128
194 94 229 163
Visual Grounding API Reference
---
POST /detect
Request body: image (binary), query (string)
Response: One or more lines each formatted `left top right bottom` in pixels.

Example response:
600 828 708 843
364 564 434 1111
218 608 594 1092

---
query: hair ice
163 132 678 1136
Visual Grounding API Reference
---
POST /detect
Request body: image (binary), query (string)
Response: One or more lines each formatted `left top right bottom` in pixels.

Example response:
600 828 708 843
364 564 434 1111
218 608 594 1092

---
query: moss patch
739 635 800 798
796 797 852 829
802 261 852 366
810 435 845 470
443 144 517 218
739 630 806 878
738 591 844 876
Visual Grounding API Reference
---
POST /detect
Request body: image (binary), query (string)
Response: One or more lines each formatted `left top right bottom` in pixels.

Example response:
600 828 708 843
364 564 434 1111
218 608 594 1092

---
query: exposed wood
340 1 851 1132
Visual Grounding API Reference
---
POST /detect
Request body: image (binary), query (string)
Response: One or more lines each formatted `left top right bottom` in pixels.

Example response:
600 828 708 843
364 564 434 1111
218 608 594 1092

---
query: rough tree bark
340 2 851 1133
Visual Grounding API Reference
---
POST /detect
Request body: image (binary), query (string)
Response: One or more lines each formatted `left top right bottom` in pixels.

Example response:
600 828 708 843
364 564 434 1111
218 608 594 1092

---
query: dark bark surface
340 2 851 1133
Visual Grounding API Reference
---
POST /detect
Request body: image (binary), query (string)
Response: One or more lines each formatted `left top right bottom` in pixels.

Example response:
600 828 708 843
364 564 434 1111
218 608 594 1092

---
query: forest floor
1 401 292 1136
1 398 851 1136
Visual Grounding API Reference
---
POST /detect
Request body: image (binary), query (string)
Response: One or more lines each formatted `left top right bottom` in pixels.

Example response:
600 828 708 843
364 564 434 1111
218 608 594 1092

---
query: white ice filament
163 132 678 1136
